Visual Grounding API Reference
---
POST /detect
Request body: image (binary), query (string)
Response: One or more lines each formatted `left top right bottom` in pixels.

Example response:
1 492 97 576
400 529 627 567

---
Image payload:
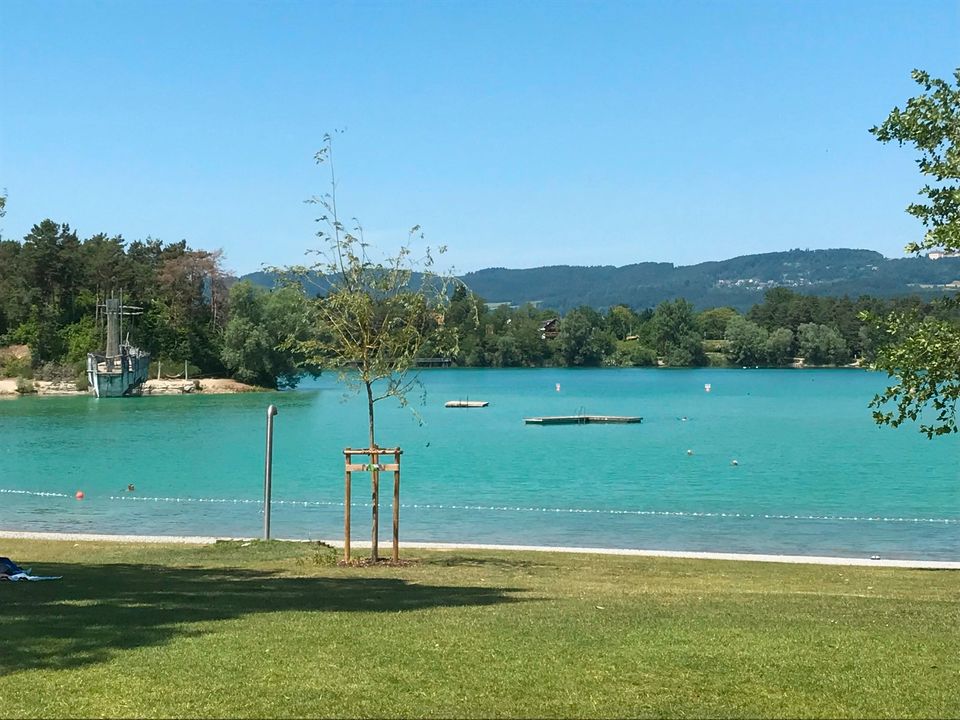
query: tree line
0 219 230 385
2 217 956 388
441 286 957 370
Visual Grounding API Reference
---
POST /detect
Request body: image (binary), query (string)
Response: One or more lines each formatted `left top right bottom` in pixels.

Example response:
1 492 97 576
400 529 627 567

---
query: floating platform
524 415 642 425
445 400 489 408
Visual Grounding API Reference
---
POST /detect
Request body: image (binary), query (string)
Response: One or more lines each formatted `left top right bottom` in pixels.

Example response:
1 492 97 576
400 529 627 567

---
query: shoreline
0 366 875 397
2 530 957 569
0 377 264 396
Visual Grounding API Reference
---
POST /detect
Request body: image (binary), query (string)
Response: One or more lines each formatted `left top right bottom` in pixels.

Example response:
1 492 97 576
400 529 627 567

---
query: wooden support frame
343 447 402 563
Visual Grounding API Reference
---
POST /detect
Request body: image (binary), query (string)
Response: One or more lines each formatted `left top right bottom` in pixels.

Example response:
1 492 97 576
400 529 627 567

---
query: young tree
282 133 459 449
867 68 960 436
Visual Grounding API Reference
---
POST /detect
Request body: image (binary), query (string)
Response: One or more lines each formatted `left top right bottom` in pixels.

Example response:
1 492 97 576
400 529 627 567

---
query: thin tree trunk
365 381 376 449
365 380 378 562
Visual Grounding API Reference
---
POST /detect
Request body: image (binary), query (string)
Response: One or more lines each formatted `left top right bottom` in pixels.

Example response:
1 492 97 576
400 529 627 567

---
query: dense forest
0 220 230 386
2 218 958 389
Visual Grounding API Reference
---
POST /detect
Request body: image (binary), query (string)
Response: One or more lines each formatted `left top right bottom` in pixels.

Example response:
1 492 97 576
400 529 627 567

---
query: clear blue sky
1 0 957 276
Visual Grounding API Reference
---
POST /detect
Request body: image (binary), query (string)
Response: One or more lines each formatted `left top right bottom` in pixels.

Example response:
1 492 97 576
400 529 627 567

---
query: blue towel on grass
0 556 61 581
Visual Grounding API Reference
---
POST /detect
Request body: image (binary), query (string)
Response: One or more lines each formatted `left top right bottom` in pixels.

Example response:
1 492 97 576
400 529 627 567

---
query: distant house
928 250 960 260
539 318 560 340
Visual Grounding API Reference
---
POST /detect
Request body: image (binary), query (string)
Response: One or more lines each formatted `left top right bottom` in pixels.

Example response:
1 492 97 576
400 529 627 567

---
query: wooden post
392 450 401 562
371 449 380 562
344 459 352 563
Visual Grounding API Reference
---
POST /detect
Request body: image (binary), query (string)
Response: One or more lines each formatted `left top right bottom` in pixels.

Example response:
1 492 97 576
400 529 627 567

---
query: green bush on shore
14 376 36 394
0 354 32 378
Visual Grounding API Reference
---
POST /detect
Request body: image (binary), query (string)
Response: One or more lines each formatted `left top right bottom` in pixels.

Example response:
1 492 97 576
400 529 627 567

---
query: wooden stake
344 465 352 562
392 450 400 562
371 450 380 562
343 446 402 565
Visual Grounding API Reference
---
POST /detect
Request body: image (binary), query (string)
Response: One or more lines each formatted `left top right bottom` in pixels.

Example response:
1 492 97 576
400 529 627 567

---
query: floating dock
445 400 489 408
524 415 642 425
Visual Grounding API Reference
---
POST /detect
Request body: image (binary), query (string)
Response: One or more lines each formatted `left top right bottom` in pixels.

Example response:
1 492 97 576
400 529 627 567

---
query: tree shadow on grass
1 562 526 676
427 554 558 570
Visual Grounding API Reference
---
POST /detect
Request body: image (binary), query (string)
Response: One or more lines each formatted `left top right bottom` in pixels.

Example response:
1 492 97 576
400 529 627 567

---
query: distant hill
240 248 960 313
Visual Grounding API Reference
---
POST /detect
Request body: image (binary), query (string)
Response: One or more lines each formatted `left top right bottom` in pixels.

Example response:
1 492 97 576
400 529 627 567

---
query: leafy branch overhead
866 310 960 437
869 68 960 255
866 67 960 437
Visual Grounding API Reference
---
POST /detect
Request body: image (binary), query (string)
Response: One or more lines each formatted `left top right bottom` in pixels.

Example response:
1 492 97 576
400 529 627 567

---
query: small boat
445 400 489 408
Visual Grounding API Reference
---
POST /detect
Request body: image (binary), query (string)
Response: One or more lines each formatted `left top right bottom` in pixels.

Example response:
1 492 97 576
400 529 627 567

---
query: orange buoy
75 490 85 500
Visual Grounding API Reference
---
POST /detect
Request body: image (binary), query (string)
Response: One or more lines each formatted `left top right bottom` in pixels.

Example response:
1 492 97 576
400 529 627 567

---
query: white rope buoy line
0 488 72 498
2 488 956 525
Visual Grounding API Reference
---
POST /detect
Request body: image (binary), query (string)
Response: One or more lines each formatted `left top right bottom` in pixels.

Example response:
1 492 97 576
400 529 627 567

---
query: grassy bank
2 539 957 718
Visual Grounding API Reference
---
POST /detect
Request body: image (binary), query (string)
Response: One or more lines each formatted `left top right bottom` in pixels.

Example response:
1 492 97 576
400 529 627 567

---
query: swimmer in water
126 483 136 492
730 459 739 466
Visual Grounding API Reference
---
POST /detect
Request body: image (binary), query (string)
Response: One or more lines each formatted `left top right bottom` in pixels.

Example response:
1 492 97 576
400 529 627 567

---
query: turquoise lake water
1 368 957 560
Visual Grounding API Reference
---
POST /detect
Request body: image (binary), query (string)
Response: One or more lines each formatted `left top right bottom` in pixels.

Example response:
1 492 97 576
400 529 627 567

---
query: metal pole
263 404 278 539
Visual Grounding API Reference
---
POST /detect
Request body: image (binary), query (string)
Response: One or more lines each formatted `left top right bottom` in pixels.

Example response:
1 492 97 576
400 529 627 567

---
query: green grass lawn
2 539 957 718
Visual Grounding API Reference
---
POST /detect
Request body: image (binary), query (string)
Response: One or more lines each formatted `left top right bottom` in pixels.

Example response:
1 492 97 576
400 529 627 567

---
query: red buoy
75 490 85 500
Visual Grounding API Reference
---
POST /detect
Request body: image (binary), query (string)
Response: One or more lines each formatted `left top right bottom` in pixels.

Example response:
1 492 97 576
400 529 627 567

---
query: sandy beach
0 377 261 396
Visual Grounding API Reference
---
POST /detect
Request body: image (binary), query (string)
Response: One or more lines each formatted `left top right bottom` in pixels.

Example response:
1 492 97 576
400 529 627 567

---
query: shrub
0 356 32 378
0 344 33 378
35 362 74 382
15 377 36 394
74 365 89 392
607 341 658 367
706 352 731 367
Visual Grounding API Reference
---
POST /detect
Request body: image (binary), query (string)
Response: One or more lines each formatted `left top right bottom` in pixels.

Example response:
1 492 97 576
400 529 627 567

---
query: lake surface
1 368 957 560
